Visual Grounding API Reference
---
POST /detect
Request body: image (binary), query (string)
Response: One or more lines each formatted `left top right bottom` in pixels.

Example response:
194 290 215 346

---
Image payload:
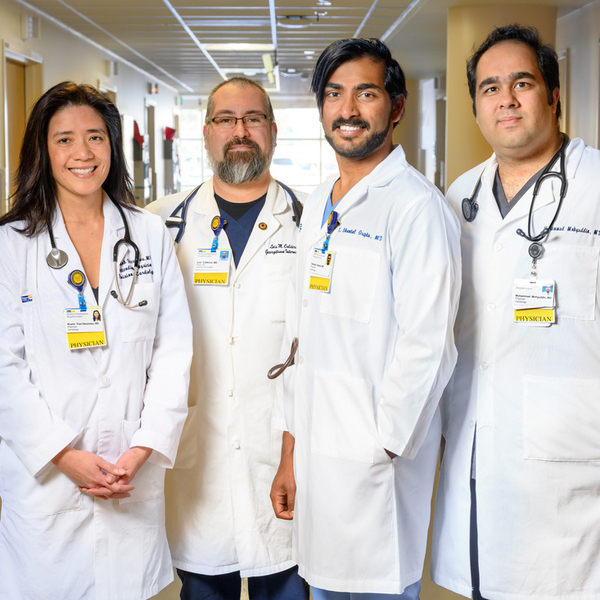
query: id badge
308 248 335 292
512 278 556 326
64 307 106 349
194 248 231 285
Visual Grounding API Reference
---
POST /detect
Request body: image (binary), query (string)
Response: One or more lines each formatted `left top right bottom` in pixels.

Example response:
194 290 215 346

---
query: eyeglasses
209 114 269 129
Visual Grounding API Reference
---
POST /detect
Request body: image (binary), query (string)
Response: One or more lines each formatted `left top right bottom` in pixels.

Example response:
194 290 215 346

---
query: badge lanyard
322 210 339 251
68 270 88 311
211 215 226 251
309 210 339 293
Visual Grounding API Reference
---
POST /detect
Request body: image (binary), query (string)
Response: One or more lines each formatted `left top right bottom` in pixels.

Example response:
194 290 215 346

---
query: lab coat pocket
260 265 293 323
173 404 198 469
0 440 81 514
523 376 600 461
319 248 380 323
311 370 376 463
116 281 161 341
550 245 598 320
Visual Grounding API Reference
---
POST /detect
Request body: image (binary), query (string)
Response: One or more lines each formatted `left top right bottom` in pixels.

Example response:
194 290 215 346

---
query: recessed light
205 43 275 51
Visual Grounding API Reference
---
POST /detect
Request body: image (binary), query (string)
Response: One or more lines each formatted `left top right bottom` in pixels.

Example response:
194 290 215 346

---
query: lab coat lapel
305 177 335 249
98 196 126 308
234 178 284 277
189 178 227 257
305 145 408 248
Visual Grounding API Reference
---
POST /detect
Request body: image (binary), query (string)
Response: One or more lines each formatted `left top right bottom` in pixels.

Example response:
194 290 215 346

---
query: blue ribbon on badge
68 270 87 311
211 215 226 252
322 210 339 252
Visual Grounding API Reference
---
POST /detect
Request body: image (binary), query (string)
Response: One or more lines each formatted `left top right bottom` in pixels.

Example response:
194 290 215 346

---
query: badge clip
68 270 87 311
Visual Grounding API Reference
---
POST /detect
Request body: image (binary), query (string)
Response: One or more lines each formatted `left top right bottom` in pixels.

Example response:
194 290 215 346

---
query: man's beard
324 116 392 159
209 137 272 184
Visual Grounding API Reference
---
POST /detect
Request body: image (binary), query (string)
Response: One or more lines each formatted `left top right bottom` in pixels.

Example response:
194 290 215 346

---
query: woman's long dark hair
0 81 136 236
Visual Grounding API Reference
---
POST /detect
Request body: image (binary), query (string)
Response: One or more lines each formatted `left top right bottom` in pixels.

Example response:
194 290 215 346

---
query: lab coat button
469 420 475 428
494 243 503 252
298 355 304 365
227 390 234 397
228 337 234 345
233 441 240 450
302 299 308 308
101 376 110 386
487 303 496 311
234 283 241 289
480 362 490 371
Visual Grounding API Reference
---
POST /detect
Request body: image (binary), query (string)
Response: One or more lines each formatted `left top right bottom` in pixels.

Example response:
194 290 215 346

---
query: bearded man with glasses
148 77 308 600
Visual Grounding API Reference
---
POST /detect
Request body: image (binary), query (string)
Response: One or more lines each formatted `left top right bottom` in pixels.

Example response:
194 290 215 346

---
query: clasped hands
52 446 152 500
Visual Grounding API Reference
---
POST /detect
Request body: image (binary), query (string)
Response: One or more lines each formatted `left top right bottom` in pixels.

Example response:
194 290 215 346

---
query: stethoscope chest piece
462 197 479 222
46 246 68 269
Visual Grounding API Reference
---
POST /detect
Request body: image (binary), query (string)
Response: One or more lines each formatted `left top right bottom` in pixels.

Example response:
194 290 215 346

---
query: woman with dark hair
0 82 193 599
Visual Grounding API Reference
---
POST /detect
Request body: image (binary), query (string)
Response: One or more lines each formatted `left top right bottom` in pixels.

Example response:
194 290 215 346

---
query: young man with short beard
148 77 308 600
270 38 461 600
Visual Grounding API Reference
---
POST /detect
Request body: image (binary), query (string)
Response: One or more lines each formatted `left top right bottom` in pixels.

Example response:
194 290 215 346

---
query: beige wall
393 78 421 171
445 5 557 188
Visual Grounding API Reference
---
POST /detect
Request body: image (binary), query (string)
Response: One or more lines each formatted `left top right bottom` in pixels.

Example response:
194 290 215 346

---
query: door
6 58 27 205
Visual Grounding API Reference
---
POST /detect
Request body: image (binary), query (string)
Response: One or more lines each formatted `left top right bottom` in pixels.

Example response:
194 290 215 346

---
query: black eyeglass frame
209 114 270 128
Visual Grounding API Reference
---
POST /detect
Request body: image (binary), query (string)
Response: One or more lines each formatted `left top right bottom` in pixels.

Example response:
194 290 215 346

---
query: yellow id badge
194 248 231 285
64 307 106 349
512 279 556 327
308 248 335 292
513 307 555 324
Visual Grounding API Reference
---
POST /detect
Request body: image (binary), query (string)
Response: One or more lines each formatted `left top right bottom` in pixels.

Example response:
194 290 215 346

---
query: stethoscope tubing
46 195 147 308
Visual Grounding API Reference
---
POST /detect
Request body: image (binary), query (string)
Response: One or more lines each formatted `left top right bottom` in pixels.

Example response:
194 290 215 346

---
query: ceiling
19 0 587 97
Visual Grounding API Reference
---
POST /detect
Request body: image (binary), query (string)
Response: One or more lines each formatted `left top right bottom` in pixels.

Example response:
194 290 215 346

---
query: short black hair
311 38 407 116
467 24 561 120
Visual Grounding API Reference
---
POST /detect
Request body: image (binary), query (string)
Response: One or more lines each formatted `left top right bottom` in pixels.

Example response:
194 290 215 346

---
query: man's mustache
331 118 370 131
224 137 261 152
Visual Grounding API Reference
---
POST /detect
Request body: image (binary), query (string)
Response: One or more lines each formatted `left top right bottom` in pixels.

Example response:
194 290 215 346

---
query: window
179 106 338 193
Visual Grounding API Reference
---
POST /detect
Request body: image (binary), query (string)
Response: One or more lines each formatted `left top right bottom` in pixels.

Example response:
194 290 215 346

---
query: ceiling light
277 15 312 29
281 70 304 78
316 0 332 5
205 43 275 52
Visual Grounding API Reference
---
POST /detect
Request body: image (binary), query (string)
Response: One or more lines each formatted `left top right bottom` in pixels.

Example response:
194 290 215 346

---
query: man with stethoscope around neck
432 24 600 600
147 77 308 600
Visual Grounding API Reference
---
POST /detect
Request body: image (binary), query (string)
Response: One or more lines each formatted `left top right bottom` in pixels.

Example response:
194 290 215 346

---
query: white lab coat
147 177 306 577
276 145 461 593
431 138 600 599
0 196 192 600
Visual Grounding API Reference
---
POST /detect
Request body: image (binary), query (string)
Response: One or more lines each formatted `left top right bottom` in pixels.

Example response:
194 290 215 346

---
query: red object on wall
133 121 144 148
165 127 176 142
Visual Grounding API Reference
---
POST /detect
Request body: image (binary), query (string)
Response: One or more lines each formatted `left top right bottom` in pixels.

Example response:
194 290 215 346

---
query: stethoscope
462 134 569 260
165 180 303 247
46 196 148 308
